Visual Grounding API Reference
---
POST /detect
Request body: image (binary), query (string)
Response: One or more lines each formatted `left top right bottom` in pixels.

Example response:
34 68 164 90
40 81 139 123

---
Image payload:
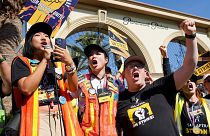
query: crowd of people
0 19 209 136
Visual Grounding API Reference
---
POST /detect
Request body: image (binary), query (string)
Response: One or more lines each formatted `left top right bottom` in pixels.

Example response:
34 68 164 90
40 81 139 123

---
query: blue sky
136 0 210 19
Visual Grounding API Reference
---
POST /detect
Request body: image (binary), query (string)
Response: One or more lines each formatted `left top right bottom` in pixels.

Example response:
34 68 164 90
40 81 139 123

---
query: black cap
25 22 52 41
124 55 146 68
84 44 108 57
190 74 198 83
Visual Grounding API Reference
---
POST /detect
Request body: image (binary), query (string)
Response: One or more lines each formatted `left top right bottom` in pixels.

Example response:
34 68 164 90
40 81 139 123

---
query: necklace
90 74 107 93
92 73 106 80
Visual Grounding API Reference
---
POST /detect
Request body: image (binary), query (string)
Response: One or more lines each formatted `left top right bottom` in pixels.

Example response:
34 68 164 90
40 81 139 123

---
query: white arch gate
54 0 210 79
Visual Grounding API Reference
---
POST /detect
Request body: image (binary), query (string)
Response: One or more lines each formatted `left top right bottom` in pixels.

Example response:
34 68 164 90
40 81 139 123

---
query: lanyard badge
89 88 96 95
97 88 112 103
55 68 62 80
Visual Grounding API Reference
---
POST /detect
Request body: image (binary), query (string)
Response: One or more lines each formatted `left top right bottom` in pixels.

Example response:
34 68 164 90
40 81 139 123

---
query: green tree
0 0 24 63
0 0 25 114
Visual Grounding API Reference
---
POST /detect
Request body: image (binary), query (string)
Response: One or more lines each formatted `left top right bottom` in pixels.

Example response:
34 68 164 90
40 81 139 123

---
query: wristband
0 56 6 64
65 63 76 74
185 33 196 39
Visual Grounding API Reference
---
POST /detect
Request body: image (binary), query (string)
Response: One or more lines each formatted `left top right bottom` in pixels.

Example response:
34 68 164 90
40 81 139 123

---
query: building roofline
78 0 210 29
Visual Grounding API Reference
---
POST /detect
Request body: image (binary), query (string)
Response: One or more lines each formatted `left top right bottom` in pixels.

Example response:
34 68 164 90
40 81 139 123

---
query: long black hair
22 35 34 59
22 34 53 59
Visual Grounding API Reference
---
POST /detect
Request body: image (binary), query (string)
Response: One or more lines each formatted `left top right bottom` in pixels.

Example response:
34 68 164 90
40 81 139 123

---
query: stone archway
56 15 155 72
163 31 209 52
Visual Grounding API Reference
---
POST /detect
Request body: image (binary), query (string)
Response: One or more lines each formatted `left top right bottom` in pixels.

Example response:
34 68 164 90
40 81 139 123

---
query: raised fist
180 19 196 35
159 45 167 58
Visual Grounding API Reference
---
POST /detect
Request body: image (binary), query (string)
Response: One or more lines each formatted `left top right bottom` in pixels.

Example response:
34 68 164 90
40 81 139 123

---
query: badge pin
59 96 66 104
88 88 96 95
56 74 62 80
80 92 85 98
55 68 63 80
55 68 62 74
114 94 118 100
193 127 200 134
30 59 40 64
30 59 40 66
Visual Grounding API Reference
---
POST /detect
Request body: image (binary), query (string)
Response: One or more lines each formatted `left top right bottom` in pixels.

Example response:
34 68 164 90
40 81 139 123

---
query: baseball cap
190 74 198 83
25 22 52 41
124 55 146 68
203 74 210 81
84 44 108 57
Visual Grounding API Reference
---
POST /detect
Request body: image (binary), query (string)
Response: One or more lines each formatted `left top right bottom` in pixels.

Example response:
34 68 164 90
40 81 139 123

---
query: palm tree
0 0 25 114
0 0 25 63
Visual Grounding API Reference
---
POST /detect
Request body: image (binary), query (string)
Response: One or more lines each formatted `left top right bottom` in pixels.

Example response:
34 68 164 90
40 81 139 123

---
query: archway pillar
55 15 155 73
208 28 210 39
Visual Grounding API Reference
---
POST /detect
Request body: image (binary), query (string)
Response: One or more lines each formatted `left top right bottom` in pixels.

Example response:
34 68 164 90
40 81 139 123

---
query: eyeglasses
125 64 144 69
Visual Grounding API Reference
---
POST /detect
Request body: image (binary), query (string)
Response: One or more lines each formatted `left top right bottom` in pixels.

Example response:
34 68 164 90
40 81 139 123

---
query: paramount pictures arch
55 0 210 79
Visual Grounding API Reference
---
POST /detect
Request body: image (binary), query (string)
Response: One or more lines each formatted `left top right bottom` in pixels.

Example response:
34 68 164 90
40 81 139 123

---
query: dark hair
84 44 108 58
190 74 198 83
22 35 34 59
22 34 53 59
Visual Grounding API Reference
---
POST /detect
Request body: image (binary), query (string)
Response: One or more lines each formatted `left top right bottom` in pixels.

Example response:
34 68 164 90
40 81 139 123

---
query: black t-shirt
12 58 56 86
12 58 58 105
181 101 209 136
12 58 30 85
116 73 179 136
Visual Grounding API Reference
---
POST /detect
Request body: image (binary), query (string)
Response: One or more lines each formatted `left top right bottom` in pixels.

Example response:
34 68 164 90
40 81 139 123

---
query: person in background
0 54 11 96
11 22 83 136
116 19 198 136
78 44 122 136
159 45 171 76
106 66 125 93
174 75 210 136
0 54 11 135
105 66 115 80
159 45 210 135
203 74 210 99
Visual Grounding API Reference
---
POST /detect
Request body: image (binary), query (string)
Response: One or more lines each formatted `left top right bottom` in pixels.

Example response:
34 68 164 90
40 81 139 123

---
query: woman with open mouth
10 22 83 136
175 75 210 136
159 45 210 136
77 44 121 136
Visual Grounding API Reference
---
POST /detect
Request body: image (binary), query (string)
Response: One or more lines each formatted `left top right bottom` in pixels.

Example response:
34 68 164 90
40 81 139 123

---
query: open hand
159 45 167 58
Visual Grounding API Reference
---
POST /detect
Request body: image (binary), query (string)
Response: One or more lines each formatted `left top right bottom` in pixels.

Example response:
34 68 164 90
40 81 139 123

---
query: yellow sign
194 61 210 76
127 103 154 127
19 0 78 37
108 26 130 58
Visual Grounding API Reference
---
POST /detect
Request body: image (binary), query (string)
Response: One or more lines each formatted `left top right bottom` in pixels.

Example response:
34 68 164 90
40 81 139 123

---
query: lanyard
90 74 107 91
187 100 199 127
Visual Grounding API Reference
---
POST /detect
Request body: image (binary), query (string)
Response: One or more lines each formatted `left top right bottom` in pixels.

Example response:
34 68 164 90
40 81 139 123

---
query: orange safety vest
78 74 119 136
12 56 83 136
